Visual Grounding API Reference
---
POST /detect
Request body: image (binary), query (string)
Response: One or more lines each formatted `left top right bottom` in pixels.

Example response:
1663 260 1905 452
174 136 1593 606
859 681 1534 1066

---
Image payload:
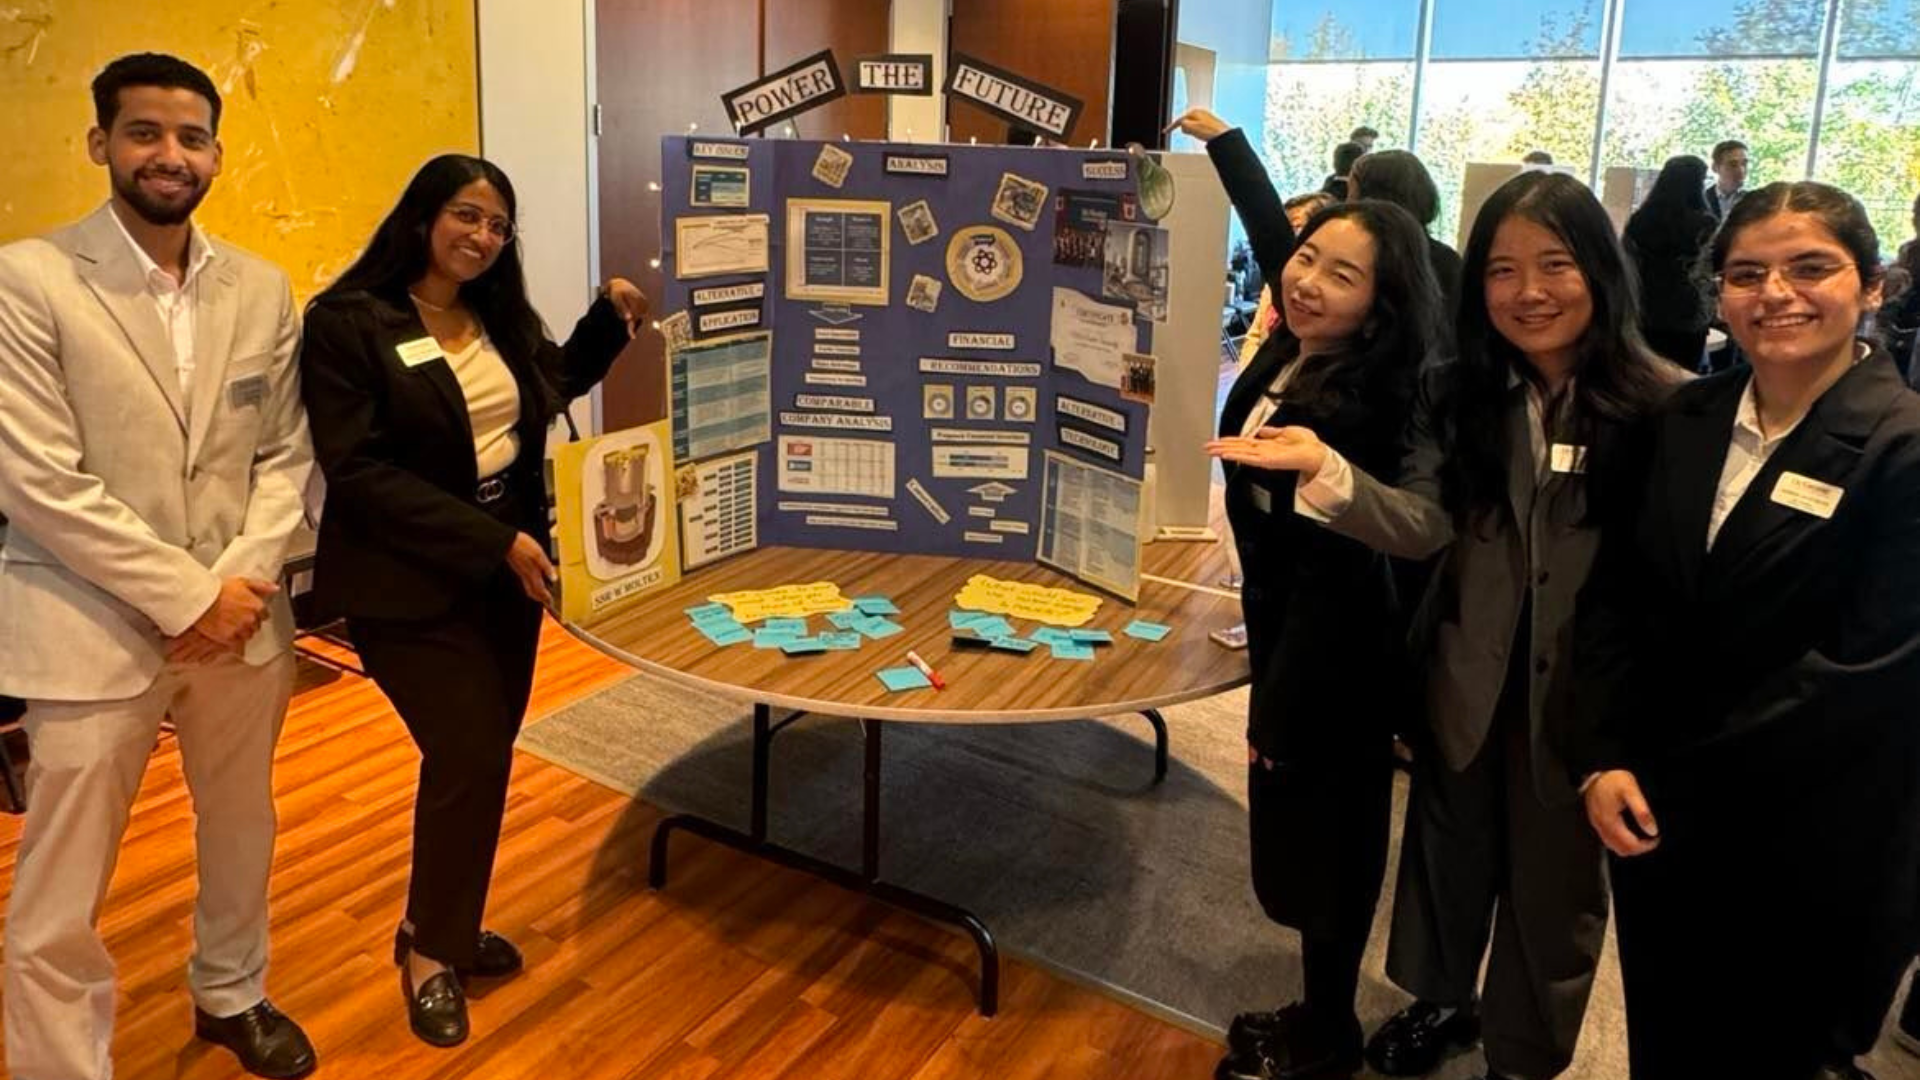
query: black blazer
298 289 630 621
1221 343 1415 763
1570 346 1920 1038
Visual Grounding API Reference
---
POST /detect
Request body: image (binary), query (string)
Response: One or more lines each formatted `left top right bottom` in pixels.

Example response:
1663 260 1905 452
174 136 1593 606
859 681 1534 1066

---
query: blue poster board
659 135 1154 566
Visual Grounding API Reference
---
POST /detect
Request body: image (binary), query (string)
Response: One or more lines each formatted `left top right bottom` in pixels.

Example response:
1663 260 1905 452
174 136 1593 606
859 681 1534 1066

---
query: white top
106 202 215 404
1706 375 1804 550
446 335 522 478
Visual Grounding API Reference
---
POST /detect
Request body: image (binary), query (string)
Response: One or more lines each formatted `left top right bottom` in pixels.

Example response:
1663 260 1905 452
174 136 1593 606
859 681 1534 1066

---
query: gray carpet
519 673 1920 1079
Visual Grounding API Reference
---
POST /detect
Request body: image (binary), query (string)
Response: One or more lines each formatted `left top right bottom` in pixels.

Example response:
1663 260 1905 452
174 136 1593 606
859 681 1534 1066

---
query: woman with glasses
1572 181 1920 1080
298 154 646 1047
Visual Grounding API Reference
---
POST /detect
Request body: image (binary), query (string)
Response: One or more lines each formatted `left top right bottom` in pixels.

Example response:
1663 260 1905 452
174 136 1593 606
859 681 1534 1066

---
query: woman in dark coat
1623 155 1717 371
1173 108 1444 1080
1574 181 1920 1080
299 154 645 1047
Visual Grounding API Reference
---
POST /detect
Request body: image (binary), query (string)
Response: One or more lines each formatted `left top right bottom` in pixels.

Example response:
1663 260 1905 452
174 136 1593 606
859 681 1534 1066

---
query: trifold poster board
655 136 1159 599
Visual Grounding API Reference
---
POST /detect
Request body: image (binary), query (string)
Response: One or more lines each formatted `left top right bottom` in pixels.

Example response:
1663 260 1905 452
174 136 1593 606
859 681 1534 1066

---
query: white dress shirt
1706 376 1804 550
106 202 214 404
1237 352 1350 516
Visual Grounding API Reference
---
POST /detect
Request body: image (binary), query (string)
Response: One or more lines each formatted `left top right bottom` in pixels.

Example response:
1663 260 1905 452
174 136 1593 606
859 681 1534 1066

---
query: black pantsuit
1208 126 1416 1026
299 288 629 969
1573 350 1920 1078
346 491 543 965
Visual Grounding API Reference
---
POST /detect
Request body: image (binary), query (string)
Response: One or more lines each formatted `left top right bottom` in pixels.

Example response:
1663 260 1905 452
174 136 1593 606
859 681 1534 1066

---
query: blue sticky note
698 623 752 647
1049 641 1096 661
1030 627 1076 646
692 611 747 632
762 617 807 636
820 631 863 650
1068 628 1113 645
853 595 901 616
856 616 904 639
876 666 933 691
827 610 867 630
1124 619 1173 642
968 616 1016 639
685 602 731 621
949 609 994 629
780 637 829 655
989 636 1039 653
754 628 802 649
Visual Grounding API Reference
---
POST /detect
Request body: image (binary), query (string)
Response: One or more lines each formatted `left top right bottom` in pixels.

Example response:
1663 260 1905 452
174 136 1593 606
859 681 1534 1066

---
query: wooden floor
0 621 1225 1079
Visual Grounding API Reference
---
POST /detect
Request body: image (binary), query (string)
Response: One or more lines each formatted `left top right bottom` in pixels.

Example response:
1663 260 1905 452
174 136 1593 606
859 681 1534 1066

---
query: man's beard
110 164 209 226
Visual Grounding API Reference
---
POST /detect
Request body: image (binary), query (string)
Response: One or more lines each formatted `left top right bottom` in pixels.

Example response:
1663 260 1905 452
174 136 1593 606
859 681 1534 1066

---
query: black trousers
1248 742 1395 1019
349 560 543 968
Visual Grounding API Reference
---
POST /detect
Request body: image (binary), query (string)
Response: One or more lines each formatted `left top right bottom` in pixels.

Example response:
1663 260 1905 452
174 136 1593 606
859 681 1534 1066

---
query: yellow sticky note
952 574 1102 628
709 581 854 623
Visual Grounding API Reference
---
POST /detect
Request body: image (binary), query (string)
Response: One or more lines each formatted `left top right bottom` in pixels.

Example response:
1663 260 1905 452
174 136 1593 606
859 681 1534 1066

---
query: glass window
1428 0 1601 60
1617 0 1824 58
1839 0 1920 58
1261 63 1416 199
1600 58 1819 186
1269 4 1422 61
1812 61 1920 248
1416 59 1602 245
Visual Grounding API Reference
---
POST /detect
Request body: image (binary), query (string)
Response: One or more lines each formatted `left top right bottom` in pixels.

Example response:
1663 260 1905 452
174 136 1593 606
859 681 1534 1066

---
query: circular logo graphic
1006 393 1033 420
945 225 1024 303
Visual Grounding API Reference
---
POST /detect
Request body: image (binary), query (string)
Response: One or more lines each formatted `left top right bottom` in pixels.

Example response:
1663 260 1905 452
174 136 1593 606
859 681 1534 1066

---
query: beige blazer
0 204 312 701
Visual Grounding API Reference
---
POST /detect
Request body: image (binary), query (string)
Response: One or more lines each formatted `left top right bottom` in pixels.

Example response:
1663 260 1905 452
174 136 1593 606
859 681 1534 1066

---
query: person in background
1351 125 1379 153
1241 192 1338 368
1349 149 1464 318
1624 155 1718 372
1522 150 1555 167
1325 141 1367 200
1174 106 1444 1080
1573 181 1920 1080
298 154 646 1048
0 52 316 1080
1249 170 1680 1080
1706 139 1749 220
1880 191 1920 375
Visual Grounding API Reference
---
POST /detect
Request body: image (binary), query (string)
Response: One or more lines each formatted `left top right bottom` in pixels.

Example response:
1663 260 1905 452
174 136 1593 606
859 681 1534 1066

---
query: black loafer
1364 1000 1481 1077
393 926 525 980
402 967 468 1047
1217 1002 1361 1080
193 1000 317 1079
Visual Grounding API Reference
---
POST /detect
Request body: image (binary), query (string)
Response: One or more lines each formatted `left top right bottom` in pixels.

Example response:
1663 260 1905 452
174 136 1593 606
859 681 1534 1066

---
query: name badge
395 337 445 368
1550 443 1588 474
1770 471 1843 519
1250 484 1273 514
227 372 269 408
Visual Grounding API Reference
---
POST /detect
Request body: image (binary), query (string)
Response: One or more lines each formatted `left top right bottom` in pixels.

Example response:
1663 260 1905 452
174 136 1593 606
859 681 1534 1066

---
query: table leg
1138 709 1169 784
646 706 1001 1015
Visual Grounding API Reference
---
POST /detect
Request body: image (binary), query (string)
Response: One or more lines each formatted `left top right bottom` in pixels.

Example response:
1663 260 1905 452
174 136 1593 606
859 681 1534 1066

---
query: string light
646 181 661 193
648 257 661 270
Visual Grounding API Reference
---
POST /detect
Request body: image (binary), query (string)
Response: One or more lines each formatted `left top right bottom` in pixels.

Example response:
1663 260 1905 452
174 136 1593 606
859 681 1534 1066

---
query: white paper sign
1050 287 1134 389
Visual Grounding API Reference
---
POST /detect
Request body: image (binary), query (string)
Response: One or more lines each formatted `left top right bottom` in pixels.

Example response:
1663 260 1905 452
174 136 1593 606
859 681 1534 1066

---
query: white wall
477 0 600 436
888 0 948 140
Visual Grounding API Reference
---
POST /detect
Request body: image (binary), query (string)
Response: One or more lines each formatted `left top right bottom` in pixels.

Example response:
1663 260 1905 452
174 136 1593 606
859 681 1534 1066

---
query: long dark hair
315 154 547 363
1268 200 1444 426
1350 150 1441 230
1441 171 1676 529
1625 155 1711 246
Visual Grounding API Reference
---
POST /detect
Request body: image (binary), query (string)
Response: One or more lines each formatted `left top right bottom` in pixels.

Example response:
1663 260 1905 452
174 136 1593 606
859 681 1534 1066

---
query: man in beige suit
0 54 317 1080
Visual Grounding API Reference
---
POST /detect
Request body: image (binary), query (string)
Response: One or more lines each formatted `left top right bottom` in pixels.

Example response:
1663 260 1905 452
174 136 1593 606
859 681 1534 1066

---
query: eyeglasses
443 203 516 243
1715 260 1853 293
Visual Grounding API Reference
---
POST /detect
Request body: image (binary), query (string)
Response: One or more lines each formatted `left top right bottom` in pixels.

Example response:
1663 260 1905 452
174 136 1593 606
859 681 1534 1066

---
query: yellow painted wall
0 0 478 300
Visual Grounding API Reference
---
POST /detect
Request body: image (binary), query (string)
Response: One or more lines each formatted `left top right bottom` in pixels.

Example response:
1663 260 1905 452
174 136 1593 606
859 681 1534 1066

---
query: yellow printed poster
953 574 1102 627
708 582 853 623
554 422 680 623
